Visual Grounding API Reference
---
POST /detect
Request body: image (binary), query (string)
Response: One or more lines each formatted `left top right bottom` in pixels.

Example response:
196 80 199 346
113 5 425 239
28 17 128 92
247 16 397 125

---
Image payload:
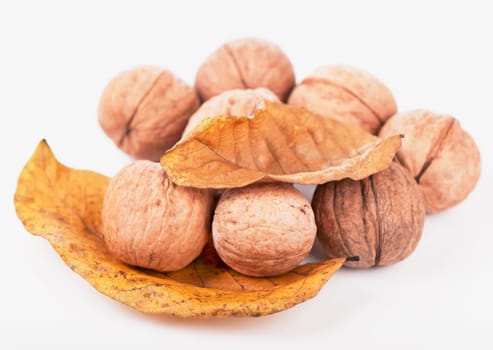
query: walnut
379 110 481 213
195 38 295 102
102 160 213 272
182 87 279 137
312 162 425 268
98 66 200 161
288 65 397 134
212 183 316 277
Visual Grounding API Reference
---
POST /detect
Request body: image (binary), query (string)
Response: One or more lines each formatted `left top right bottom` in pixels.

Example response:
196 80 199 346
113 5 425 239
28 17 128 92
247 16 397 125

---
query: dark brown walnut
379 110 481 213
288 65 397 134
195 38 295 101
102 160 214 272
98 66 200 161
312 162 425 268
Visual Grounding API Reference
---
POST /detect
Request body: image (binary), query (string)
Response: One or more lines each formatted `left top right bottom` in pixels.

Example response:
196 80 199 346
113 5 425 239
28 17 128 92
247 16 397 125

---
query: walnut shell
312 162 425 268
288 65 397 134
182 87 279 137
98 66 200 161
195 38 295 102
379 110 481 213
212 183 316 277
102 161 213 272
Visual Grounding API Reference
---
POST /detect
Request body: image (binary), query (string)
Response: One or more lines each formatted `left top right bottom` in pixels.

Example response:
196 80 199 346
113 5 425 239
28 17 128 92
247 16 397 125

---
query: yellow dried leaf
14 140 344 317
161 101 402 188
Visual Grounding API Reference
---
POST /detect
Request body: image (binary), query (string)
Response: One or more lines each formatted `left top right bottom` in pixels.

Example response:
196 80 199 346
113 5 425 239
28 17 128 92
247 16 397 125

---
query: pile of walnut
98 38 481 276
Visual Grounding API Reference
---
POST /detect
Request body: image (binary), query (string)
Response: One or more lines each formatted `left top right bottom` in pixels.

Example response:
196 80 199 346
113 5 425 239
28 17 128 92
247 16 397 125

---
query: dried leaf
14 140 344 318
161 101 402 188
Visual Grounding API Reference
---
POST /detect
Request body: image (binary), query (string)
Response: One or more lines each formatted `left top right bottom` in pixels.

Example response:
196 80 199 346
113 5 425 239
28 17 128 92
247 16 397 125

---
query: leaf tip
35 138 54 156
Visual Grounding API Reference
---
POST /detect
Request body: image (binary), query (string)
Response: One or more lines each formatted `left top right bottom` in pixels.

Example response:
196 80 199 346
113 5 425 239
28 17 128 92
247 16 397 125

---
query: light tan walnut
379 110 481 213
98 66 200 161
195 38 295 102
102 161 213 272
182 87 279 137
212 183 316 277
288 65 397 134
312 162 425 268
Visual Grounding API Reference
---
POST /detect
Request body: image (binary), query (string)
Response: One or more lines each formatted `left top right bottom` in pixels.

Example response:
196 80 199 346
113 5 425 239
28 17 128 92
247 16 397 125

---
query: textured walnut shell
312 162 425 268
195 38 295 102
98 66 200 161
182 87 279 137
379 110 481 213
288 65 397 134
212 183 316 277
102 161 213 272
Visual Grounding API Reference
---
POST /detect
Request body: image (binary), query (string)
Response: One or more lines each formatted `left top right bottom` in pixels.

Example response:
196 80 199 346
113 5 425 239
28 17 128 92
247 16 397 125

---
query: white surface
1 0 492 348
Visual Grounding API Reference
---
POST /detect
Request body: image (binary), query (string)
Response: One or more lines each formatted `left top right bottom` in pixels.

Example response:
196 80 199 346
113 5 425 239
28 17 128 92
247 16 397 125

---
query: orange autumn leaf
14 140 345 318
161 101 402 188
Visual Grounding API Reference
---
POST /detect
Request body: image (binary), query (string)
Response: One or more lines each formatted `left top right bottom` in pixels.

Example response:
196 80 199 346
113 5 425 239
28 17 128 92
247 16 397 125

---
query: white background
1 0 492 348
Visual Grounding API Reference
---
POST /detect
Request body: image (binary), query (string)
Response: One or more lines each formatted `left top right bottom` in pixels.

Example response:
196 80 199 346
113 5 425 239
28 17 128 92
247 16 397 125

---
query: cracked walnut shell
312 162 425 268
379 110 481 213
288 65 397 134
98 66 200 161
102 161 213 272
212 183 316 277
195 38 295 102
